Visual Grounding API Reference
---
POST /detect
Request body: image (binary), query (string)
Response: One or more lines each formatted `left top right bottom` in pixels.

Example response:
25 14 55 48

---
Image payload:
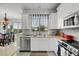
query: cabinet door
22 14 31 29
31 38 40 51
48 38 55 51
38 38 49 51
48 38 58 55
31 38 49 51
49 13 58 29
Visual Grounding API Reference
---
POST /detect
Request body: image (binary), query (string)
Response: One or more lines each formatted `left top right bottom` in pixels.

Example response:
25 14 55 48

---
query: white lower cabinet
31 38 49 51
48 38 58 55
31 37 58 55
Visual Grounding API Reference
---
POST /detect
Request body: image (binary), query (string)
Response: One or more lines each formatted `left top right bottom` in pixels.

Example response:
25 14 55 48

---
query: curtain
32 14 49 28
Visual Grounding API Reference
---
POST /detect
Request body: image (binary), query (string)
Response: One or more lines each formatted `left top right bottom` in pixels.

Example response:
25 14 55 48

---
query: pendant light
3 13 9 26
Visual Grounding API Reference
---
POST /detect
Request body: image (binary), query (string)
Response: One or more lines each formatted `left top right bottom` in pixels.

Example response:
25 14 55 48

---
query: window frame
31 14 49 32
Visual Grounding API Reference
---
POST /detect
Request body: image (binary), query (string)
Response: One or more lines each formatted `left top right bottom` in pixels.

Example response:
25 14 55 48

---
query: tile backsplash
61 28 79 41
22 29 32 35
48 29 59 36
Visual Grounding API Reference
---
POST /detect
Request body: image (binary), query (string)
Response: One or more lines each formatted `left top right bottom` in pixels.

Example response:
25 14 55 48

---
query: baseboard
19 50 31 52
31 51 47 52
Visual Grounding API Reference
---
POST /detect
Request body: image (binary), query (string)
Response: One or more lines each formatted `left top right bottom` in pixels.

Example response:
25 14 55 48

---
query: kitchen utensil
63 34 74 41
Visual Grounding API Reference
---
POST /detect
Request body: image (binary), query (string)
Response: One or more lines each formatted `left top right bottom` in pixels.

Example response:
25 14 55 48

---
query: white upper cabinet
22 14 31 29
57 3 79 28
49 13 58 29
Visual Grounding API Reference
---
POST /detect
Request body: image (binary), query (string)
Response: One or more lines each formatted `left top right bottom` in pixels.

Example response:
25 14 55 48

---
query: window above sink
31 14 49 36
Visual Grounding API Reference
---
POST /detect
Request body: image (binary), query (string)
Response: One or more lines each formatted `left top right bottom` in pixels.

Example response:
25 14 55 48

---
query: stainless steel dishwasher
19 36 31 52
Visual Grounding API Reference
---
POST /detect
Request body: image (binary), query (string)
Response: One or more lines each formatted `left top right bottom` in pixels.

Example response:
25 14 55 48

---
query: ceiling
20 3 60 10
0 3 60 10
0 3 60 20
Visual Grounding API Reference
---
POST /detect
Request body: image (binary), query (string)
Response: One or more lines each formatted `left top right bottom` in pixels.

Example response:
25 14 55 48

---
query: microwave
64 13 79 26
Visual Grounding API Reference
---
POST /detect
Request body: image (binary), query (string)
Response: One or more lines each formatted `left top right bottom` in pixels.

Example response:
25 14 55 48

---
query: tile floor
13 51 56 56
16 52 31 56
48 51 56 56
30 51 48 56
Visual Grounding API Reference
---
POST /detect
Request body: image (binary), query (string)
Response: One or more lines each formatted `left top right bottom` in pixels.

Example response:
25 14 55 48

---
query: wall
22 29 32 35
48 29 58 36
0 4 22 22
